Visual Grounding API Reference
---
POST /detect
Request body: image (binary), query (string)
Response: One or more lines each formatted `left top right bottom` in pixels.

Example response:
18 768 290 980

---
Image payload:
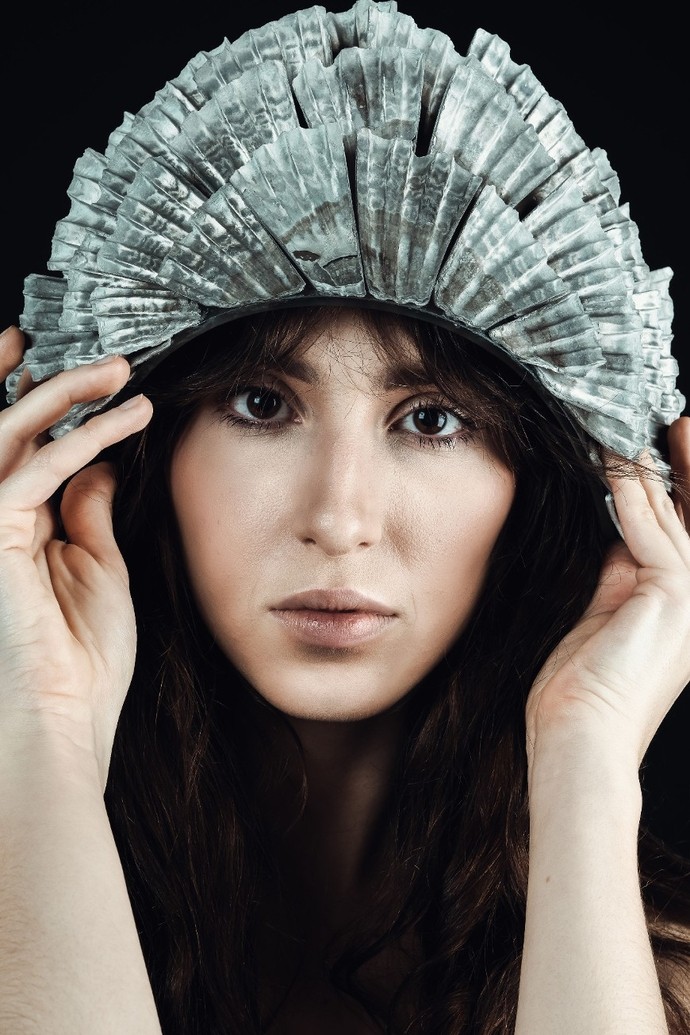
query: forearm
515 728 667 1035
0 722 162 1035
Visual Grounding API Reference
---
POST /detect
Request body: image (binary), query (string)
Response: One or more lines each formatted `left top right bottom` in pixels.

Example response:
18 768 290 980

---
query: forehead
272 309 434 393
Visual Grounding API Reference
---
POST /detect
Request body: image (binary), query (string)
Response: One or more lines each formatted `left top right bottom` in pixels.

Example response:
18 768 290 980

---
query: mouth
271 588 396 615
269 589 398 648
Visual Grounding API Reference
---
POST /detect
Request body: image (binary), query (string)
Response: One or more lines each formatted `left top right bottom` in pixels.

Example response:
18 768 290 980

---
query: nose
294 426 386 555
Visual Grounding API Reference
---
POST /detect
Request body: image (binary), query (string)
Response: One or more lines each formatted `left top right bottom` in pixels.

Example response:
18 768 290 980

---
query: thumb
60 462 127 578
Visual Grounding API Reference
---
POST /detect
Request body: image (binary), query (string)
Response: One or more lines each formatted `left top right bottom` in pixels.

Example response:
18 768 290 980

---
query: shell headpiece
5 0 684 487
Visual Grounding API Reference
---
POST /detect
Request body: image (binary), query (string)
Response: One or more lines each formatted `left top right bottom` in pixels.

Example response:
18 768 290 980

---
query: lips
271 588 396 615
269 589 398 648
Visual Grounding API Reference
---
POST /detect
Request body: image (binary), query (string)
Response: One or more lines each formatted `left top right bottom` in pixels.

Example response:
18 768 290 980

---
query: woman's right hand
0 326 153 790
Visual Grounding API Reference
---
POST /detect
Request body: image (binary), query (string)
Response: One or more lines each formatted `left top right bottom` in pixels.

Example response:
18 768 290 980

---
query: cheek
169 430 259 620
448 475 513 574
411 464 514 645
169 428 304 659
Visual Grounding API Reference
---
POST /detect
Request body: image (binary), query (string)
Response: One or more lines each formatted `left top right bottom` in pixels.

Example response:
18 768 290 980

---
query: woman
1 2 689 1032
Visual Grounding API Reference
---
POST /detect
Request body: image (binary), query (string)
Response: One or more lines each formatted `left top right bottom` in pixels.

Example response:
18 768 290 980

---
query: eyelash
218 382 478 449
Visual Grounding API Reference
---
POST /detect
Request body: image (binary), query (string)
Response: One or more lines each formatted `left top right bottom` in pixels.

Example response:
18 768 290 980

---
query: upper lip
272 589 396 615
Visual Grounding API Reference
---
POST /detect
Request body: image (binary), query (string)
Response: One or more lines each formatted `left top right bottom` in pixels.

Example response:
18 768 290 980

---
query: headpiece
5 0 684 499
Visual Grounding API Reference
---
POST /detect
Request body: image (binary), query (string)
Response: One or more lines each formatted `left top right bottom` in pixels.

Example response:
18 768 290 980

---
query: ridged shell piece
523 181 621 306
49 150 122 272
434 185 566 328
336 2 464 138
19 274 96 382
105 111 136 155
356 129 480 305
592 148 621 207
231 124 366 296
430 57 555 206
199 6 335 94
521 180 642 379
634 269 686 423
21 274 68 330
468 28 622 226
97 159 208 285
600 204 649 282
97 84 200 210
158 185 306 308
337 0 461 136
20 274 80 352
293 46 424 144
90 277 203 353
465 28 544 116
547 384 648 458
489 296 604 375
60 270 103 336
170 62 301 192
50 148 202 280
122 79 197 152
526 97 617 218
493 302 655 462
332 0 404 48
80 6 335 241
586 312 644 374
19 269 200 390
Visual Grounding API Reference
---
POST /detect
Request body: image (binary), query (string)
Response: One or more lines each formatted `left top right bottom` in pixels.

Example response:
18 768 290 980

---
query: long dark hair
104 306 690 1033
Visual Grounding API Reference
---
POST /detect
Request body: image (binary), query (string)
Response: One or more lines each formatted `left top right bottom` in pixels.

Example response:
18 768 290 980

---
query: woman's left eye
397 402 473 446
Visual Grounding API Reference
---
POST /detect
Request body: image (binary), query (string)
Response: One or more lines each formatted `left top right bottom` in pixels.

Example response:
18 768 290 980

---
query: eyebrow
274 354 435 392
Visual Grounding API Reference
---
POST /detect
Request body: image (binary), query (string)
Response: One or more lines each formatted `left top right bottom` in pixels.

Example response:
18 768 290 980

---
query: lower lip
271 609 396 648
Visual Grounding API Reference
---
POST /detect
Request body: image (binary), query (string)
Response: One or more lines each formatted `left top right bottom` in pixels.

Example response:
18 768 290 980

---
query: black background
3 2 688 851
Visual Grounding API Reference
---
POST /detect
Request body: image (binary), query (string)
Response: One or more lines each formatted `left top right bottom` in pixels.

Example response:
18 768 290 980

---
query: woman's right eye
220 386 294 428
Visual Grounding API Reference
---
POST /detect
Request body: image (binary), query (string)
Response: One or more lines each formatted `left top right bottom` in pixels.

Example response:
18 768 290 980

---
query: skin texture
169 310 516 723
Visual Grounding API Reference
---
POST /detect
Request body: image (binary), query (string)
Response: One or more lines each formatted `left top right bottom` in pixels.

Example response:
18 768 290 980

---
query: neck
290 711 404 891
254 706 406 936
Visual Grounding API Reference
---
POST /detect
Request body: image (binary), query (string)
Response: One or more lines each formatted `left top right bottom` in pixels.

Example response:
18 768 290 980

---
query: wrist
0 709 105 797
527 723 643 820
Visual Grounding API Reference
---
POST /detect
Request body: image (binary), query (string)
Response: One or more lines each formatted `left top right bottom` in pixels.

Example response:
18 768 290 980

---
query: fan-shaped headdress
5 0 684 503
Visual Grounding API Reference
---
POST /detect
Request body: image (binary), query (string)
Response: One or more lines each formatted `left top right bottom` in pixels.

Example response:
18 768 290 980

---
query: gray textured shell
6 0 684 486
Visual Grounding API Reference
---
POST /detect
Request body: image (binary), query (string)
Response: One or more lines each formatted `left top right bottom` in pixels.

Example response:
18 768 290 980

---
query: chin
248 675 411 724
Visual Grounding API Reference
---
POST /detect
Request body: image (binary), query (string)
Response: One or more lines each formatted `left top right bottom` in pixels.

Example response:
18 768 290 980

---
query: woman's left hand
525 415 690 772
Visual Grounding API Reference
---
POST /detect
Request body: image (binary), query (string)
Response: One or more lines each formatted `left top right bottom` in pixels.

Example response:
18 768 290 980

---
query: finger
634 449 690 563
668 416 690 527
0 394 153 515
605 446 690 566
16 366 36 401
0 357 132 468
60 462 127 577
607 472 684 572
0 326 25 380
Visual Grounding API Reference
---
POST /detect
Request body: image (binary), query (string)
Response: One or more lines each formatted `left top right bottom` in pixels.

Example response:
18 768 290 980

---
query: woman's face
170 311 515 721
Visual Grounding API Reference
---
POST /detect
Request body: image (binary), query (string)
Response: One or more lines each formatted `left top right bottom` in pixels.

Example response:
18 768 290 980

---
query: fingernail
0 325 18 343
93 354 122 365
119 394 145 410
